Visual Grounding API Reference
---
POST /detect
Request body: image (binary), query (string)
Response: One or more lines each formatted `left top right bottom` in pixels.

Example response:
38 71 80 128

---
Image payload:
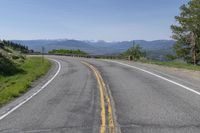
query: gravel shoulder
112 60 200 90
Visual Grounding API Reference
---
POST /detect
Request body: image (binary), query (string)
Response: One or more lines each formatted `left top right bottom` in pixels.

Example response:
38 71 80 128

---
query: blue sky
0 0 189 41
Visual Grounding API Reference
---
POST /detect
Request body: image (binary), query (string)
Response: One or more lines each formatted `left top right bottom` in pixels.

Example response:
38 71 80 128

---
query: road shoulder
0 58 58 119
104 59 200 93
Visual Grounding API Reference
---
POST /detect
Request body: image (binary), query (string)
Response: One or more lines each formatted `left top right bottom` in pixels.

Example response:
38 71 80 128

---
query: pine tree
171 0 200 65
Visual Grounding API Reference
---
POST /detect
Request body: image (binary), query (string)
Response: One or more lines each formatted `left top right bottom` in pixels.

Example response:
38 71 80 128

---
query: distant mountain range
12 39 175 60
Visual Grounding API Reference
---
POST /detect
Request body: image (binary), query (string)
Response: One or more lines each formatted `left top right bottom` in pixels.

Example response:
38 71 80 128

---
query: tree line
0 40 29 53
48 49 88 55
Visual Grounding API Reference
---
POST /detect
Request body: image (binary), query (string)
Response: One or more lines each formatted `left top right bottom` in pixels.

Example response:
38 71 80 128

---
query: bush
122 44 145 60
12 55 20 59
0 54 23 76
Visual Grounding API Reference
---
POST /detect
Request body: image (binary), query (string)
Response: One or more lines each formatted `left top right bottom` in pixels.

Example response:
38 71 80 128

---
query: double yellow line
81 61 115 133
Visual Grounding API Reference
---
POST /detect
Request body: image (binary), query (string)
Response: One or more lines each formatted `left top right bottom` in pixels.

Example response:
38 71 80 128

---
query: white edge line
0 59 61 121
105 60 200 96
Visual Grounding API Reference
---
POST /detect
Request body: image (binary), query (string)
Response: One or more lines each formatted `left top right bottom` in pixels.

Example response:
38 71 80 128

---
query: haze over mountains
13 39 175 59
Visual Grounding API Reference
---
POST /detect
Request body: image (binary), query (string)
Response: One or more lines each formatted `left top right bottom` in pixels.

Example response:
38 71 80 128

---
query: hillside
0 40 28 75
13 39 175 59
0 40 51 106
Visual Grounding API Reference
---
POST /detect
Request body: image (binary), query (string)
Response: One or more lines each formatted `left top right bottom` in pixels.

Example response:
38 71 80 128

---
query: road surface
1 55 200 133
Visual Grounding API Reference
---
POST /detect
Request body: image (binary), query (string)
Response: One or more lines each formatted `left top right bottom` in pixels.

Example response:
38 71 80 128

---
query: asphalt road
1 55 200 133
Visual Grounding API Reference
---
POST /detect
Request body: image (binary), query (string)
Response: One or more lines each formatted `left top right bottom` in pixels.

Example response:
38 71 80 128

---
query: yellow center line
96 71 115 133
81 62 106 133
81 61 116 133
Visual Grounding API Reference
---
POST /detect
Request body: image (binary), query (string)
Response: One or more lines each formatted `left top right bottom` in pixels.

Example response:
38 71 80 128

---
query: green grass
139 59 200 71
0 57 51 106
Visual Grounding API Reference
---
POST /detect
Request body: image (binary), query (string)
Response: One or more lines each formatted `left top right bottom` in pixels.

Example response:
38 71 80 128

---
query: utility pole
191 32 196 65
42 46 45 63
133 41 135 47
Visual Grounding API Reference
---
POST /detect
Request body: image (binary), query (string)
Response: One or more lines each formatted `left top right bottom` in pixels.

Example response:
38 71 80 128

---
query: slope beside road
0 56 200 133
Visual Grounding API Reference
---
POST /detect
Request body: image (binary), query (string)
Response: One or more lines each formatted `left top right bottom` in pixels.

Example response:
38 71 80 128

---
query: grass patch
139 59 200 71
0 57 51 106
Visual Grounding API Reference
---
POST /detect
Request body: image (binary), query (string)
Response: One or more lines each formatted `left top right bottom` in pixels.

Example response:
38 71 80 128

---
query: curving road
0 55 200 133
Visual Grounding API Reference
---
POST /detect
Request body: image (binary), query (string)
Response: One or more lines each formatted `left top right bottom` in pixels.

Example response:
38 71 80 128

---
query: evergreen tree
171 0 200 65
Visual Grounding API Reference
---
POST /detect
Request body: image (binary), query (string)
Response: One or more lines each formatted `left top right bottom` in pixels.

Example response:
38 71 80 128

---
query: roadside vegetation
118 0 200 70
120 43 145 61
171 0 200 65
0 40 29 53
0 40 51 106
139 59 200 71
48 49 88 56
118 43 200 71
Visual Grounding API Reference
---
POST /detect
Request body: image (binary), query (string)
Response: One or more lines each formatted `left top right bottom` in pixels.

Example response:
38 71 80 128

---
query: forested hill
0 40 29 53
